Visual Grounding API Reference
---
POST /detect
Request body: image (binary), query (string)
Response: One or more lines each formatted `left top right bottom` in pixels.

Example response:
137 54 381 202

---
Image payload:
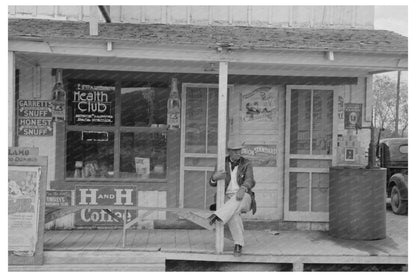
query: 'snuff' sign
75 185 137 206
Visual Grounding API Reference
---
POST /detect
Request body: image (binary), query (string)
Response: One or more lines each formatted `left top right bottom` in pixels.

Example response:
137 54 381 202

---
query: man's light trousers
214 192 251 246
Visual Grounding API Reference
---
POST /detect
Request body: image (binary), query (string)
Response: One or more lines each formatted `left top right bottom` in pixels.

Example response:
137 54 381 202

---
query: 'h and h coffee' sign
75 185 137 206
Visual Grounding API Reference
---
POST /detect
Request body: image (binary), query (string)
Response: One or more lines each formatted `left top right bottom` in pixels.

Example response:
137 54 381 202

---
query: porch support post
8 51 15 147
215 61 228 254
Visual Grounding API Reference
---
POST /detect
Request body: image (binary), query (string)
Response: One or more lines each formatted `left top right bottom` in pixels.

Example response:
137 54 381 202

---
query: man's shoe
233 244 242 257
208 214 221 225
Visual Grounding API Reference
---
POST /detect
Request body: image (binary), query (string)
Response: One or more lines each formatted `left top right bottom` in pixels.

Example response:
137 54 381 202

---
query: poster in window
8 166 41 253
241 86 277 122
241 144 277 167
68 82 115 125
344 103 362 129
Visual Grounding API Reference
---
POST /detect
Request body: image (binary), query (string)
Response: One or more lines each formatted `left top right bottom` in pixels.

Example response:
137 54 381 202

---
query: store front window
65 77 169 180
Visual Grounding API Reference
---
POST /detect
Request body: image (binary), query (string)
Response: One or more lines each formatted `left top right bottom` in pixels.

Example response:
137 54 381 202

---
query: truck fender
389 173 408 201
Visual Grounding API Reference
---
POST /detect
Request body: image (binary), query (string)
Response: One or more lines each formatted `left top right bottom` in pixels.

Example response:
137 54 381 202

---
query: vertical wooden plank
332 87 339 166
158 191 167 220
114 81 121 178
167 130 180 210
54 121 65 180
8 51 15 147
89 6 99 36
179 83 187 208
32 65 41 98
284 86 292 220
215 61 228 254
365 75 373 122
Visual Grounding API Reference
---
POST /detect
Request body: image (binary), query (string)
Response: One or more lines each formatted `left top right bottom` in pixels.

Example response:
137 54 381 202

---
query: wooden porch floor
43 228 407 263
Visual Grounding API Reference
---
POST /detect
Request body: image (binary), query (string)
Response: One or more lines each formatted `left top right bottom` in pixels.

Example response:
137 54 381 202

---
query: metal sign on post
216 61 228 254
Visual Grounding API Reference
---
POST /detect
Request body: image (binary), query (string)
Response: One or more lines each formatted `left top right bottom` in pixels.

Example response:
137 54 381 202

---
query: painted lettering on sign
241 144 277 167
8 147 39 157
75 185 137 206
46 191 72 207
69 83 115 125
75 209 137 226
17 100 53 136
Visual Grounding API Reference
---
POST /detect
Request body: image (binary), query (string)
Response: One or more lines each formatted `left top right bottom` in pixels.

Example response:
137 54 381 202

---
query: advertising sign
241 144 277 167
46 190 72 207
242 86 277 122
344 103 362 129
75 185 137 206
17 100 53 136
8 166 41 253
75 209 137 226
69 83 115 125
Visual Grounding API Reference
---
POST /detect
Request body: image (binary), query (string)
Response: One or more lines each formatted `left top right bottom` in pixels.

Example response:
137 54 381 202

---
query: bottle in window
167 78 181 129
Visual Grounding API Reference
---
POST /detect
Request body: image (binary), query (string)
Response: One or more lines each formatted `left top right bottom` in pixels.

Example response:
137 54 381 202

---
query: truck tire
391 185 407 215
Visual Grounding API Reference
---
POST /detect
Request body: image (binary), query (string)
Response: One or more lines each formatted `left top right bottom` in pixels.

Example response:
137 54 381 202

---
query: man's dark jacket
209 156 257 214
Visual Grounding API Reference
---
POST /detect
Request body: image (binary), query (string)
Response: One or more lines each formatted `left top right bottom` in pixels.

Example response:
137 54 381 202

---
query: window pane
290 89 311 154
207 88 218 154
66 131 114 178
67 81 116 126
120 132 167 179
185 87 207 153
312 90 333 155
121 87 169 127
289 172 310 211
311 173 329 212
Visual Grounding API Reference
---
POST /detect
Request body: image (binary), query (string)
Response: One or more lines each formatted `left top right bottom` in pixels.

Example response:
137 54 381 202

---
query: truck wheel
391 185 407 215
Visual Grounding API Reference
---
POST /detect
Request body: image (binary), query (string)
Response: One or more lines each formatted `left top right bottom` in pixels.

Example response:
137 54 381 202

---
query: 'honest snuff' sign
17 100 53 136
75 185 137 206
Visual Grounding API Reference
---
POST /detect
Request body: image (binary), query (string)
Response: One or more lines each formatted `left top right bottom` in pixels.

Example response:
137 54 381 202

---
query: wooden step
9 263 165 271
43 251 165 265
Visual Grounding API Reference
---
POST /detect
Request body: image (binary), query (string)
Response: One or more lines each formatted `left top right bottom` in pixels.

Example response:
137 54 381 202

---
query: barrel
329 166 387 240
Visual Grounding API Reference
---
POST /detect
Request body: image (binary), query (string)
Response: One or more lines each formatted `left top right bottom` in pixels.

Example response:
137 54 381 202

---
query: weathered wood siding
9 6 374 29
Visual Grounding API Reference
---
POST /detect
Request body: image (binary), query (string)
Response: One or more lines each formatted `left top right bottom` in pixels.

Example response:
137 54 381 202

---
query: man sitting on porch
208 139 256 257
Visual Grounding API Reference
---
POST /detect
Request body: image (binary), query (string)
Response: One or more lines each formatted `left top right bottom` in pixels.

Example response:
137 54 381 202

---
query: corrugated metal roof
8 18 408 53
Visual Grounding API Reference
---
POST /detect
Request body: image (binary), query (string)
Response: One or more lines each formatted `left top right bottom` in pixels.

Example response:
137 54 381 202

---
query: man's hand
236 187 246 201
212 171 226 181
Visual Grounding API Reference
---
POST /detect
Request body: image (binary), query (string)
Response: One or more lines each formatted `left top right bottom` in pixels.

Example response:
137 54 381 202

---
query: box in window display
135 157 150 177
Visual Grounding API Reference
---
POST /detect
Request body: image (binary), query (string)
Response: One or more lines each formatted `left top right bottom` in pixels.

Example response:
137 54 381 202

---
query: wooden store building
8 6 408 234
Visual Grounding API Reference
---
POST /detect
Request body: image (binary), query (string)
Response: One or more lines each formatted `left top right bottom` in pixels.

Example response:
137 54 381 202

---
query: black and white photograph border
4 1 411 273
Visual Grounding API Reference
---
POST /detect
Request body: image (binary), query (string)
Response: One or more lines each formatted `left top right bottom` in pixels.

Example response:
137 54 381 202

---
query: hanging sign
69 83 115 125
344 103 362 129
241 144 277 167
17 100 53 136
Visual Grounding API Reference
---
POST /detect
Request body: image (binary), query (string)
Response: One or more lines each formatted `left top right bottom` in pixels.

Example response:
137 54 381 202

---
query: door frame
284 85 338 221
179 83 233 208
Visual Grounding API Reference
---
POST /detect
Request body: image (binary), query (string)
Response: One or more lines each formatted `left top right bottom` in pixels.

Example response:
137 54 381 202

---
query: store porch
10 223 406 271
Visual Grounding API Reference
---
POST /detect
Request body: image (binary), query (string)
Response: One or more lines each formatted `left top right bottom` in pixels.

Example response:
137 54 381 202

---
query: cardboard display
8 150 47 265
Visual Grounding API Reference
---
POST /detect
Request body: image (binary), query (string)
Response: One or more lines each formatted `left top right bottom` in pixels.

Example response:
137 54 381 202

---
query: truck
377 138 408 215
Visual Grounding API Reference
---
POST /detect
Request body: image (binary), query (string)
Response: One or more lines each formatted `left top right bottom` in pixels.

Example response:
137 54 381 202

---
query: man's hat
227 137 243 150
